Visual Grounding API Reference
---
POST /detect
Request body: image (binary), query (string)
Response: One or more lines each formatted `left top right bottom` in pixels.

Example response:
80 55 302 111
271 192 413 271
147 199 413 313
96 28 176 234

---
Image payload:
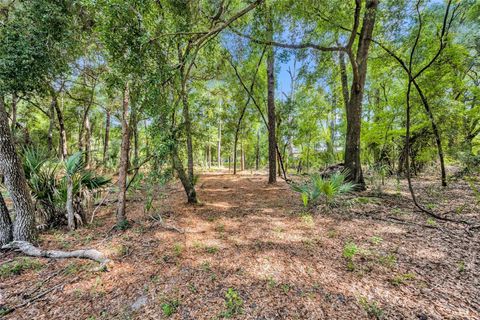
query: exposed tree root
1 241 110 271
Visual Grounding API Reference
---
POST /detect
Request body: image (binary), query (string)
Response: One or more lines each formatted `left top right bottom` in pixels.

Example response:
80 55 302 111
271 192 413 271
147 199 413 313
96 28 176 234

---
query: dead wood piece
2 241 110 271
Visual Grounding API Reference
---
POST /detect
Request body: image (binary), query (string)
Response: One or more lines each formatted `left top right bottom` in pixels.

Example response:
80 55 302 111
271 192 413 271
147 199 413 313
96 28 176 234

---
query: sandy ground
1 172 479 319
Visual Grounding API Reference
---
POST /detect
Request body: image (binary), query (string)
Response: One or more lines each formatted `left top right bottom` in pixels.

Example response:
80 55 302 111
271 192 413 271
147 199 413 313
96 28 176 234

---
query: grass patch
0 257 43 278
221 288 243 318
161 299 179 317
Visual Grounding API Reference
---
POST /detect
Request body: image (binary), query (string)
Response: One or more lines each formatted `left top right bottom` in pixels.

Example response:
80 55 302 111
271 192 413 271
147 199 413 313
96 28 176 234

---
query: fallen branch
2 241 110 271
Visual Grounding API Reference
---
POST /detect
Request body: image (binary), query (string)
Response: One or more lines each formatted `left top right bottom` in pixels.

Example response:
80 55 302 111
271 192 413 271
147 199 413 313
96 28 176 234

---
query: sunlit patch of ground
1 171 479 319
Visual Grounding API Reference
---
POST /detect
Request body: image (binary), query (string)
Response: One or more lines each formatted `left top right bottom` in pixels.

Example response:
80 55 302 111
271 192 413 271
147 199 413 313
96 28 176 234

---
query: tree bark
217 120 222 167
66 175 75 230
256 129 260 170
10 93 17 135
339 51 350 109
0 191 12 246
52 92 68 160
47 99 55 153
344 0 378 189
267 15 277 184
0 97 36 242
84 115 91 168
116 84 130 227
103 109 111 166
172 147 197 203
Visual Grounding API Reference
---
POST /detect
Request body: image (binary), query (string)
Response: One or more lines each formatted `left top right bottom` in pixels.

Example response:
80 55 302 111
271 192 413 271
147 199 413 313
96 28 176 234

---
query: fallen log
2 241 110 271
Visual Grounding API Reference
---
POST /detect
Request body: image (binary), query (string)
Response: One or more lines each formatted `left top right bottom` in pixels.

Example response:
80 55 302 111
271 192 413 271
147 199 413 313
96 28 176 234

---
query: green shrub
291 170 356 207
161 300 179 317
221 288 243 318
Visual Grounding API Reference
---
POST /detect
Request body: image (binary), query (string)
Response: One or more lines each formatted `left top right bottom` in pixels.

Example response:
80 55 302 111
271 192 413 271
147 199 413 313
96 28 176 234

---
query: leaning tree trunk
181 81 195 183
344 0 378 189
172 147 198 203
0 97 36 242
0 191 13 246
47 99 55 153
266 16 277 184
116 84 130 227
85 115 92 168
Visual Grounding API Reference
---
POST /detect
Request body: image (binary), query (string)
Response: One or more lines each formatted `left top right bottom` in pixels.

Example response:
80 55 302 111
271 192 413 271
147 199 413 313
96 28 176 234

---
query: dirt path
1 173 479 319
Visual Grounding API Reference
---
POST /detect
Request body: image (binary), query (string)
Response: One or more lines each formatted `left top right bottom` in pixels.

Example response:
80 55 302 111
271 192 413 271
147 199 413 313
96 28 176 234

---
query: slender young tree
116 84 130 227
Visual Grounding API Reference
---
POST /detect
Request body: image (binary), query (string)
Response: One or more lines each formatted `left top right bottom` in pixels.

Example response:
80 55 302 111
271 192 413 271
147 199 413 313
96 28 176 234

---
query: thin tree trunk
133 114 139 167
255 129 260 170
47 99 55 153
411 81 447 186
85 115 91 168
339 51 350 110
267 15 277 184
52 92 68 160
66 175 75 230
103 109 111 166
181 82 194 182
0 96 36 242
0 191 13 246
116 84 130 227
217 121 222 167
241 141 245 171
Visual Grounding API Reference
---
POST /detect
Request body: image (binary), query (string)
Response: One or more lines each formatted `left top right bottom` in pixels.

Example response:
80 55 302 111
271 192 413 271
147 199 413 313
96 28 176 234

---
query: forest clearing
0 0 479 319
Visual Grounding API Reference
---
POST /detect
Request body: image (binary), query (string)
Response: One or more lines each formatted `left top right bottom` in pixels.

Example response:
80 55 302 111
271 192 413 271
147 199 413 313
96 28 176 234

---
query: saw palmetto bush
22 149 110 228
291 170 357 208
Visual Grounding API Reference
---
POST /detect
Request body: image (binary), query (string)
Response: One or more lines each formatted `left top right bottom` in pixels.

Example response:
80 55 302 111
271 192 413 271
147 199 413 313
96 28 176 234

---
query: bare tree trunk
344 0 378 189
181 82 194 182
241 141 245 171
255 129 260 170
116 84 130 227
52 92 67 160
66 175 75 230
172 147 197 203
47 99 55 153
0 96 36 242
339 51 350 110
267 15 277 184
85 115 91 168
132 113 139 167
103 109 110 166
217 121 222 167
0 191 12 246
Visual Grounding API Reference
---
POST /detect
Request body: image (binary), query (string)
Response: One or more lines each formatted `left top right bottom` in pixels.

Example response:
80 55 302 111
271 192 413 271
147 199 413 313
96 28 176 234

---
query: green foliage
161 300 179 317
22 148 110 227
342 242 358 271
221 288 243 318
358 296 384 319
390 273 415 286
0 258 43 278
291 171 356 207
